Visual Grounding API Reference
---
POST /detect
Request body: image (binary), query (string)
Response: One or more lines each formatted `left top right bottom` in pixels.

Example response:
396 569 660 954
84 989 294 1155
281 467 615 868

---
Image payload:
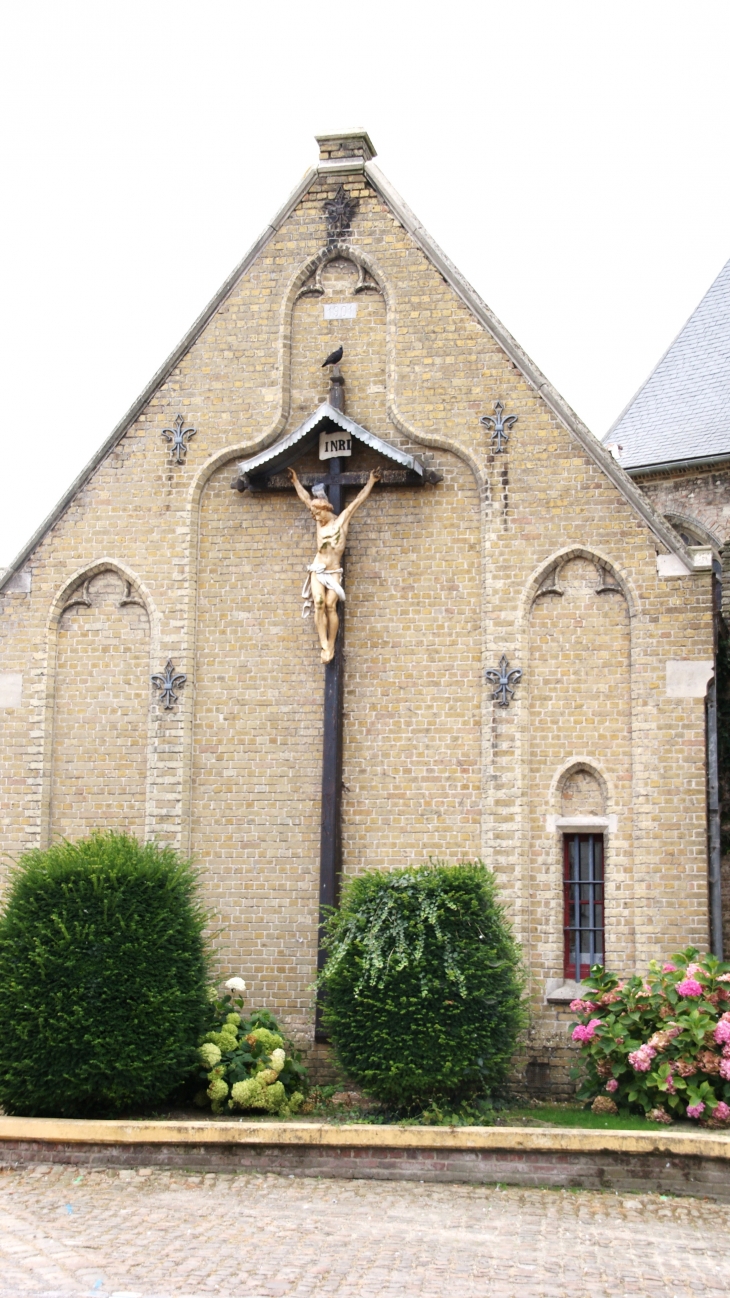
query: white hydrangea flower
224 977 247 995
197 1042 222 1069
270 1048 286 1073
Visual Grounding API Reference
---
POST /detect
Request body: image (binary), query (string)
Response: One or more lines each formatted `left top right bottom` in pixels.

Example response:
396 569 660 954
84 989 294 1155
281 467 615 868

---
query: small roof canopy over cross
231 402 441 495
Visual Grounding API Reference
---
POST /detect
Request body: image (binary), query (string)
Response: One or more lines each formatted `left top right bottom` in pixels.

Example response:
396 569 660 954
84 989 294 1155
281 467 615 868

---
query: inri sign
319 432 352 460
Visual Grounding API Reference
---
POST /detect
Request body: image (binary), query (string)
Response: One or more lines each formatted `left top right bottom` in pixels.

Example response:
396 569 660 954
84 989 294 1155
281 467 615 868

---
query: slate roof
604 257 730 470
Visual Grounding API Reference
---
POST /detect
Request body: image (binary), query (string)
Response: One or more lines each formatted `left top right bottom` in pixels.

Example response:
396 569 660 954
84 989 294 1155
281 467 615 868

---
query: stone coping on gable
0 1116 729 1161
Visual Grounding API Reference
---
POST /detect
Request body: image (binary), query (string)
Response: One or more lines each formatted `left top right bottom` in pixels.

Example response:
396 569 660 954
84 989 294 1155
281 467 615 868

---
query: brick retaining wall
1 1122 730 1201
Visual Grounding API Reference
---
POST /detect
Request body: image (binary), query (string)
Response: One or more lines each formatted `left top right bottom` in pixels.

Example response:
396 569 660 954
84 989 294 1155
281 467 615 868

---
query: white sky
2 0 730 568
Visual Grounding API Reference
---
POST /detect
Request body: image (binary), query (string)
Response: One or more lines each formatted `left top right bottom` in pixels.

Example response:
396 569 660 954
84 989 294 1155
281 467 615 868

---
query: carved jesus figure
288 466 381 664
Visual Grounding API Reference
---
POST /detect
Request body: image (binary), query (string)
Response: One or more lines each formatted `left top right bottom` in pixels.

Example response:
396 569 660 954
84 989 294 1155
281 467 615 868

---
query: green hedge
0 832 210 1116
319 860 526 1111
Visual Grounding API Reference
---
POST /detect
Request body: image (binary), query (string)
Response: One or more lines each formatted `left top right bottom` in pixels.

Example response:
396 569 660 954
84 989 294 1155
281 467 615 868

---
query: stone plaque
0 673 23 708
323 303 357 319
665 660 714 698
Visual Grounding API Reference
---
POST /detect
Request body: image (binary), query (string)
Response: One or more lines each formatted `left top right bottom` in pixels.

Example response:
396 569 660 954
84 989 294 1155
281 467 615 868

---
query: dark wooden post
315 453 345 1040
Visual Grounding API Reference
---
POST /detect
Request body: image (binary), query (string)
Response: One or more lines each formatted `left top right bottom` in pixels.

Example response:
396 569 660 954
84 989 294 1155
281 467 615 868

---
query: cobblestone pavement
0 1163 726 1298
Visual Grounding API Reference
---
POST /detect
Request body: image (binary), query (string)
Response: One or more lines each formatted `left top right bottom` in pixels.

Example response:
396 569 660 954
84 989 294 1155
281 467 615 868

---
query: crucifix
287 466 380 664
232 353 441 1038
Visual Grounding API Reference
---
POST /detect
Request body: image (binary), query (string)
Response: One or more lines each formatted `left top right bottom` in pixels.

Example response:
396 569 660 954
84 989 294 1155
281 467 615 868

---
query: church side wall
0 163 717 1086
634 466 730 552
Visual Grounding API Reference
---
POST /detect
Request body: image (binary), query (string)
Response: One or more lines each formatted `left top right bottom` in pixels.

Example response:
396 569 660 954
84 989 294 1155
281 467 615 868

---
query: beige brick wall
0 150 717 1079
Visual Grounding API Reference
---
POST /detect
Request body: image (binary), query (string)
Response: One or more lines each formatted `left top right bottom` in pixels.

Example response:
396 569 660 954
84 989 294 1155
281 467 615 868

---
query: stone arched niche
561 768 605 817
49 569 150 842
290 255 386 431
527 554 631 978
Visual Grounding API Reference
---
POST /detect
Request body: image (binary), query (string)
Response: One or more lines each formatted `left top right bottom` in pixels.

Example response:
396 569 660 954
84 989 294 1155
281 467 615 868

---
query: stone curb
1 1116 729 1161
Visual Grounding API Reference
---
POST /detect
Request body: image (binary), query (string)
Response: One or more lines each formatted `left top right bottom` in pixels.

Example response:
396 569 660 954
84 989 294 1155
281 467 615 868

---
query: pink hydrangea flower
713 1101 730 1122
662 963 678 973
676 978 703 998
686 1102 705 1119
571 1018 602 1043
723 1044 730 1059
720 1059 730 1081
628 1044 657 1072
687 962 703 975
605 1078 618 1093
717 973 730 984
714 1020 730 1045
569 999 597 1013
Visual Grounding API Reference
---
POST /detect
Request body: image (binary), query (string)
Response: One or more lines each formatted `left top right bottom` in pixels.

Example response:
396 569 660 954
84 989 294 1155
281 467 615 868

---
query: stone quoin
0 131 723 1091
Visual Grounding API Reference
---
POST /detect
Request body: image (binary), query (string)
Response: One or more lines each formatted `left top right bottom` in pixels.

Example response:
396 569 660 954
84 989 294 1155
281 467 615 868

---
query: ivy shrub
0 832 210 1117
318 860 526 1111
194 981 308 1116
570 947 730 1124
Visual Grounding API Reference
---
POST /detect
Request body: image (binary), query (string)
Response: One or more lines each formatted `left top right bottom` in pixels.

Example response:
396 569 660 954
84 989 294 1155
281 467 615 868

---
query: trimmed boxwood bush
319 860 526 1111
0 832 210 1117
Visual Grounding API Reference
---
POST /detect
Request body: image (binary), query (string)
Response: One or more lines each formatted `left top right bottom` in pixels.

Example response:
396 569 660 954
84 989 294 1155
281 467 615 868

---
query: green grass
138 1097 692 1132
505 1103 684 1131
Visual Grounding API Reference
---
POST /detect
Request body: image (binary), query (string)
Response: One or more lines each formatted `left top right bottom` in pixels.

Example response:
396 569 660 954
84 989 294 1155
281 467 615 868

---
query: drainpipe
707 557 724 958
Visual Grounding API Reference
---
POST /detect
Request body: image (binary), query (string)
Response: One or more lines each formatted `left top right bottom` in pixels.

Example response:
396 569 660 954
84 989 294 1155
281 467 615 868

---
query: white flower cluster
195 979 303 1117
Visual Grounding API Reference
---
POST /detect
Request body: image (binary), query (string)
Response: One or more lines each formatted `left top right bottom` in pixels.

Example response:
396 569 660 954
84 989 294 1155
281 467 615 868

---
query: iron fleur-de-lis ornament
480 401 518 453
162 414 196 464
151 660 187 709
485 655 523 707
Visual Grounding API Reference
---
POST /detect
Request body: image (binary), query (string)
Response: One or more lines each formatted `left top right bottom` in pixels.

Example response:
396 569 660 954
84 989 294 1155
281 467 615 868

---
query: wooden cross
233 376 440 1039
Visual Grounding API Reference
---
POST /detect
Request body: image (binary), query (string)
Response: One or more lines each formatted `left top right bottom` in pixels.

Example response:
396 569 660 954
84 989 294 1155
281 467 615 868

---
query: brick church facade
0 132 722 1089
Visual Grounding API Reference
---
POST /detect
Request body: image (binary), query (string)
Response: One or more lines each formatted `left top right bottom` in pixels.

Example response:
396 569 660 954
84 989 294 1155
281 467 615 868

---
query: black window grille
563 833 604 980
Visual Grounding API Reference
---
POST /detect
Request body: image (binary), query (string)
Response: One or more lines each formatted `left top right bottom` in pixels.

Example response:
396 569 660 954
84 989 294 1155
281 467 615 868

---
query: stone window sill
545 979 585 1005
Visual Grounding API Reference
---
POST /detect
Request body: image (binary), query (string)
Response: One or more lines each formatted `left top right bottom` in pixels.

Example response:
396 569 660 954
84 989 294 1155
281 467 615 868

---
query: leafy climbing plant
318 860 526 1111
320 867 468 998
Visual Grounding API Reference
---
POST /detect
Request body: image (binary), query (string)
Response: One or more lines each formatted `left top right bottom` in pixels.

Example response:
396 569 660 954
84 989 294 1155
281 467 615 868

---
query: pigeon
322 345 343 368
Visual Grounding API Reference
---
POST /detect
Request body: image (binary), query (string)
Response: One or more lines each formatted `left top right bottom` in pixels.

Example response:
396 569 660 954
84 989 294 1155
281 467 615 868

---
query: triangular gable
233 401 426 486
0 131 693 590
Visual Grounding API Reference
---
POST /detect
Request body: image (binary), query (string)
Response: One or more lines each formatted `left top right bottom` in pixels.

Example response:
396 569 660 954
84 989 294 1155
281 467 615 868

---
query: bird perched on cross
322 345 343 368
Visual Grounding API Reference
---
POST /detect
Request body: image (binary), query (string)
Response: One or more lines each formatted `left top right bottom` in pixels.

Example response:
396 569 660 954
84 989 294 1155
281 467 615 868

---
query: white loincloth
301 561 345 618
